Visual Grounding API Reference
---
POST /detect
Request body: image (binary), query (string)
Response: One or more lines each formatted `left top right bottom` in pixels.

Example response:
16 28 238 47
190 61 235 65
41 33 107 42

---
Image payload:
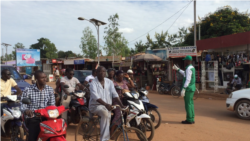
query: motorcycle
157 82 173 94
1 95 24 141
138 88 162 129
63 85 89 125
21 98 68 141
115 86 155 141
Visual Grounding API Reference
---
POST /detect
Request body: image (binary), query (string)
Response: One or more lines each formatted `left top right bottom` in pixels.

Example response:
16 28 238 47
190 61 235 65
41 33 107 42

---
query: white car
226 88 250 120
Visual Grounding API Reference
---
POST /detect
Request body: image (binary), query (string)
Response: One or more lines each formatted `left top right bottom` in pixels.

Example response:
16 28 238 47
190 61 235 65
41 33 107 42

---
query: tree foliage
79 26 98 59
30 38 48 58
12 42 25 60
183 6 250 46
103 13 130 57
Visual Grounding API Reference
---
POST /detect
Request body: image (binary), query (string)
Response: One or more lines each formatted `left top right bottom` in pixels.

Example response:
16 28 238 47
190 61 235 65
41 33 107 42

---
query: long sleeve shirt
179 69 192 89
89 78 118 110
21 84 55 112
231 78 242 85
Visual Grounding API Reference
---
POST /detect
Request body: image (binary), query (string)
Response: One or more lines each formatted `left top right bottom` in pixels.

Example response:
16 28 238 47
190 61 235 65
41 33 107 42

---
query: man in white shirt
89 66 125 141
60 68 83 121
84 69 96 84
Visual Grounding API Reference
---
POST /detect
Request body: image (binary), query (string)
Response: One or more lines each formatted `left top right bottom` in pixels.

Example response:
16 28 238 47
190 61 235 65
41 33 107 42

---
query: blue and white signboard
74 60 85 64
145 49 167 60
16 49 40 66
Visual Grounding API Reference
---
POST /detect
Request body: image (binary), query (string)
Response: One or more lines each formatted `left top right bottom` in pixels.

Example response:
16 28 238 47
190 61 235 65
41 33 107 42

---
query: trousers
27 117 45 141
90 105 111 141
184 91 195 122
61 95 71 120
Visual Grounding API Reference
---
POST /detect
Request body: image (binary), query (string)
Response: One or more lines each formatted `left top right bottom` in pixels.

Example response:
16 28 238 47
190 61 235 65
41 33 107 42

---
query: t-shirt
85 75 95 82
1 78 17 97
60 76 80 95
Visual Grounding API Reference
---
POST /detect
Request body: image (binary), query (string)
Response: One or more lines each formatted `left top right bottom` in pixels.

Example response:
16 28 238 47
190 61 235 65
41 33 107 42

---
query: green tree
43 40 58 59
183 6 250 45
30 38 48 58
58 50 65 58
12 42 25 60
79 26 98 59
103 13 130 57
146 31 172 50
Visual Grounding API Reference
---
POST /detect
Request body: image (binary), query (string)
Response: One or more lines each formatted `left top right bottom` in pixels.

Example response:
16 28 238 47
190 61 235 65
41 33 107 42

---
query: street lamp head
78 17 85 21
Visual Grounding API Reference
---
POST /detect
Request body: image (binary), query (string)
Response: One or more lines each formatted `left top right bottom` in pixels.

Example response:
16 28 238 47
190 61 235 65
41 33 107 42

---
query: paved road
2 81 250 141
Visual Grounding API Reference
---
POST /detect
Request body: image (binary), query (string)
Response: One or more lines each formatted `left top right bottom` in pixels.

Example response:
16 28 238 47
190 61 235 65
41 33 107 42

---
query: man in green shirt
173 55 196 124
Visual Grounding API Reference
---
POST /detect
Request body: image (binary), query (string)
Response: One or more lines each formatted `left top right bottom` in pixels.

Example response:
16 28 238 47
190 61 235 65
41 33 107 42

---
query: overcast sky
1 0 250 56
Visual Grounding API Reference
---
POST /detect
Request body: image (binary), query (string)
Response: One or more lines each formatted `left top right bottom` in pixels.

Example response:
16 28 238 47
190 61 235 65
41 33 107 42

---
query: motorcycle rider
230 74 242 90
173 55 196 124
60 68 83 122
20 70 55 141
84 69 97 85
125 69 135 91
1 69 22 138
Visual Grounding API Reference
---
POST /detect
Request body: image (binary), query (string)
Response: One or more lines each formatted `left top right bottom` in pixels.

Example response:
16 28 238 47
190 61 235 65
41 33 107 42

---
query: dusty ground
2 80 250 141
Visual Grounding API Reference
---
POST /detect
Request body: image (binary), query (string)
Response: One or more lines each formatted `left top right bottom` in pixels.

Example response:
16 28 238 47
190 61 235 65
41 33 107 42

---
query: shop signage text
168 46 197 57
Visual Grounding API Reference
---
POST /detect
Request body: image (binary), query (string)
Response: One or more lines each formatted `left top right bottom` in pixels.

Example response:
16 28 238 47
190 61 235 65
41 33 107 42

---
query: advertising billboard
145 49 167 60
168 46 197 57
16 49 40 66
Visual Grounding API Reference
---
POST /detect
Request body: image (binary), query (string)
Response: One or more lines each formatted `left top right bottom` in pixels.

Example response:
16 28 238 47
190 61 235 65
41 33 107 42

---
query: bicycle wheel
115 127 148 141
171 86 180 98
75 120 99 141
148 108 161 129
193 88 199 100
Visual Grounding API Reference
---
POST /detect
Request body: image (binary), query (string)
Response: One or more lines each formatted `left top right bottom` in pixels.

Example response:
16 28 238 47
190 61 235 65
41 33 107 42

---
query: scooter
21 98 68 141
63 85 89 125
138 88 162 129
115 86 155 141
1 95 24 141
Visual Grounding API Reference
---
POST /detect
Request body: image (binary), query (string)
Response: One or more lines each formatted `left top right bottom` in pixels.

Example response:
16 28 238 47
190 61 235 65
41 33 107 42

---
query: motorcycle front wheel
10 126 24 141
148 108 161 129
136 118 155 141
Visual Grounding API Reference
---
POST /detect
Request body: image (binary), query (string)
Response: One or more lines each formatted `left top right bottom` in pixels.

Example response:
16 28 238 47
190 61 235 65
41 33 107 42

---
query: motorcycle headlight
48 109 59 118
228 93 233 98
12 110 21 118
131 92 139 99
44 129 54 134
74 92 85 98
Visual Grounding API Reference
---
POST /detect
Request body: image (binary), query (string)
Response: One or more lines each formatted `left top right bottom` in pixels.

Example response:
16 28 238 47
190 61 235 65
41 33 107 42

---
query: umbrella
133 54 162 62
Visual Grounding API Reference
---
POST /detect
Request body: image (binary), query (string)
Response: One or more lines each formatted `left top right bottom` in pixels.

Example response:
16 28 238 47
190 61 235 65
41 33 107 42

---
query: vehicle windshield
1 67 23 80
76 71 92 78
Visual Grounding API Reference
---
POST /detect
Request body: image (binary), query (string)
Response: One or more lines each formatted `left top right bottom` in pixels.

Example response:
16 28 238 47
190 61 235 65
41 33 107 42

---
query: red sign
52 59 57 63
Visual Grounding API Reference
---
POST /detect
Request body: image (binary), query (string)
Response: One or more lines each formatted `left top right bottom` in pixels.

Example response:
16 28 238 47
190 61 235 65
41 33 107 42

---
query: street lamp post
78 17 106 66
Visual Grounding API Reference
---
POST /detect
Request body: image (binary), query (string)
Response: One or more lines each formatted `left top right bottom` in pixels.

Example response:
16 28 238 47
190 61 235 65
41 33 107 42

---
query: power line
167 0 192 32
128 0 193 44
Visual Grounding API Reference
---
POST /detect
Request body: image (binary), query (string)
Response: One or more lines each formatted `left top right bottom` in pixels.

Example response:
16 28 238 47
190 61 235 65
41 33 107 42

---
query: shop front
197 31 250 90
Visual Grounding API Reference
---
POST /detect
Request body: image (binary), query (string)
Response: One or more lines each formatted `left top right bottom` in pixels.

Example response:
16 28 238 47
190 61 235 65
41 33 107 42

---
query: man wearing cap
231 74 242 90
126 70 135 91
173 55 196 124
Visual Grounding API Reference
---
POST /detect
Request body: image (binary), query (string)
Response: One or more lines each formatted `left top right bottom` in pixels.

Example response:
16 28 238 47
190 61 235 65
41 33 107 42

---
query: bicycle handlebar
111 105 129 111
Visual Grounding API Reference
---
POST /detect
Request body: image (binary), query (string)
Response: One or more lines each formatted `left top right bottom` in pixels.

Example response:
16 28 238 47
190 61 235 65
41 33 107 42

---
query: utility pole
1 43 11 61
194 0 196 46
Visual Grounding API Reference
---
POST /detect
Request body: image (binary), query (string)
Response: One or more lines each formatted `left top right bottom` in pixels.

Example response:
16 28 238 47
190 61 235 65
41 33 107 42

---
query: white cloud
118 28 134 33
1 1 250 55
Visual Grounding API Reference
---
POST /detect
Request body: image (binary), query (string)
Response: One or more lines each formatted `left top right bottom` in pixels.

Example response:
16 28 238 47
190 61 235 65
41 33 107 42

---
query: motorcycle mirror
22 98 31 105
64 85 69 88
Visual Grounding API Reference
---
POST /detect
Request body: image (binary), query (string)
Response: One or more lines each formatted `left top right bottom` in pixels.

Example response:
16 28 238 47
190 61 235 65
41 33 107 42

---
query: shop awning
64 60 74 65
196 31 250 51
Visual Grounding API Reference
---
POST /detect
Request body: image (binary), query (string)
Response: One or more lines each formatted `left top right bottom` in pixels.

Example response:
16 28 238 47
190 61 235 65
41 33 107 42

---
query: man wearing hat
231 74 242 90
173 55 196 124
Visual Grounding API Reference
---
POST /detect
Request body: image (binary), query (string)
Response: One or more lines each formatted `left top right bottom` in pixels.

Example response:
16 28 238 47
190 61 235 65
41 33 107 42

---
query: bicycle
75 105 148 141
171 83 199 100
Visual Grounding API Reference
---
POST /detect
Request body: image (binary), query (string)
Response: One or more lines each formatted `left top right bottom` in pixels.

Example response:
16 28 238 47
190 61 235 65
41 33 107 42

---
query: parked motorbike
115 86 155 141
21 98 68 141
63 85 89 125
158 82 173 94
138 88 162 129
1 95 24 141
